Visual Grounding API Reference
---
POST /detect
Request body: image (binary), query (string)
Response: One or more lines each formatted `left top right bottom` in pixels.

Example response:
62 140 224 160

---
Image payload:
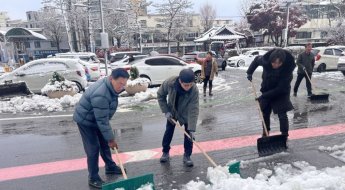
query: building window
51 41 57 47
156 24 162 28
139 20 147 28
24 42 30 48
34 41 41 48
28 13 31 20
296 32 312 39
188 20 193 27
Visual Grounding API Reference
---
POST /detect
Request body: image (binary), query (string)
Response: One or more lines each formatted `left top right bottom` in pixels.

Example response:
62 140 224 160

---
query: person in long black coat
246 48 296 137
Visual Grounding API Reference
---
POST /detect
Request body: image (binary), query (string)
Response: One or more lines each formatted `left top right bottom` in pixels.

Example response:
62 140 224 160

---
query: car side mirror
15 72 25 77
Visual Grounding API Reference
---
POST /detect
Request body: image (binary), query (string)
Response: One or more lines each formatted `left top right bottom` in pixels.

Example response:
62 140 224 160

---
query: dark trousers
78 124 116 180
203 76 213 89
162 120 193 156
261 103 289 135
294 73 312 95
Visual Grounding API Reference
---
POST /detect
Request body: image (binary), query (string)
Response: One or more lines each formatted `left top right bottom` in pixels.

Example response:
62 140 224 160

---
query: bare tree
42 0 74 51
154 0 193 54
199 3 216 32
38 7 66 52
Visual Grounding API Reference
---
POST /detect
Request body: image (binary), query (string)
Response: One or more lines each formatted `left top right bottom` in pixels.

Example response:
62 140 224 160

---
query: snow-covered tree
38 7 66 52
246 0 308 47
199 2 216 32
154 0 193 54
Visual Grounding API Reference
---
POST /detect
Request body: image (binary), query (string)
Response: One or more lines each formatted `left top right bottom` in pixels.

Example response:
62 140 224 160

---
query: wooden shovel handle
250 81 269 136
171 119 218 168
113 147 128 179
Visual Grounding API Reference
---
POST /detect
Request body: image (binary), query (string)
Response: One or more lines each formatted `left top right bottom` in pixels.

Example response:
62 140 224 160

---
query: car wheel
73 81 83 93
237 60 245 67
194 71 202 83
317 64 326 73
139 75 152 87
222 62 226 71
342 71 345 76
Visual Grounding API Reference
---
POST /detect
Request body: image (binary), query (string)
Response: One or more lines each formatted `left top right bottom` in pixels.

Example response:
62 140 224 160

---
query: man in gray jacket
157 69 199 167
73 68 129 188
293 43 315 97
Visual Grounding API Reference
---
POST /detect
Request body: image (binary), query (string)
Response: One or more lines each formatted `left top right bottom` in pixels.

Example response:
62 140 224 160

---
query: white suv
55 52 101 81
312 47 343 72
0 58 88 93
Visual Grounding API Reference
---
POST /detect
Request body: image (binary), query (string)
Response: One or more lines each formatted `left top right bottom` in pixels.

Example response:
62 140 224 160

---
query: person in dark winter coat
157 69 199 167
246 48 296 137
293 43 315 97
197 52 218 97
73 68 129 189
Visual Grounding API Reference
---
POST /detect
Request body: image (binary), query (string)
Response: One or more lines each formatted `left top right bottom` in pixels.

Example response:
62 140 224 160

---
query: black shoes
160 152 170 163
105 165 123 175
183 154 194 167
88 179 105 189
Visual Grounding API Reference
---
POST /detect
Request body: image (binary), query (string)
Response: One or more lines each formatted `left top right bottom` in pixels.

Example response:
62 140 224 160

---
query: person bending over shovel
157 69 199 167
73 68 129 188
246 49 296 137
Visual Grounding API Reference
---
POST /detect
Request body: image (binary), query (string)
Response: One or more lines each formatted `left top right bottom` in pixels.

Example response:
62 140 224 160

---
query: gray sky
0 0 243 21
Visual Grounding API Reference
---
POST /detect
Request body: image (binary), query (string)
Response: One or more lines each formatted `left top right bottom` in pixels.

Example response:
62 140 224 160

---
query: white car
227 50 267 67
54 52 101 81
122 55 202 85
312 47 343 72
110 55 148 70
109 51 143 63
0 58 88 93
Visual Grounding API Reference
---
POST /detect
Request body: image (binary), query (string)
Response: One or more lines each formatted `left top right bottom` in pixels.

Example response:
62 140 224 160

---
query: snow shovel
171 119 241 175
303 70 329 102
102 147 155 190
0 81 31 98
250 81 288 157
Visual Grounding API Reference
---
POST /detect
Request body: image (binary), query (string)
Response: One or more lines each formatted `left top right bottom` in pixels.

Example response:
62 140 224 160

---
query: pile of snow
41 80 78 94
313 72 344 81
183 161 345 190
0 94 82 113
126 78 150 87
319 143 345 162
119 87 158 106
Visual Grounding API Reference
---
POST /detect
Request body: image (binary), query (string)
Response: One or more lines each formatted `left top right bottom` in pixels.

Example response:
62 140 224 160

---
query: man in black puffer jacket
246 48 296 137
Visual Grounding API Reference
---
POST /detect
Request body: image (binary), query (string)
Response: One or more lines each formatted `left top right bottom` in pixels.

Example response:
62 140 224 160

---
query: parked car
336 54 345 76
109 51 143 63
182 51 227 70
227 50 267 67
0 58 88 93
312 47 343 72
328 45 345 51
110 55 148 70
54 52 101 81
121 55 202 85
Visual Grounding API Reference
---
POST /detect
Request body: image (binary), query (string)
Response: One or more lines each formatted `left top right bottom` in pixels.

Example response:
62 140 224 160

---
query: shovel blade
102 173 155 190
308 93 329 101
257 135 288 157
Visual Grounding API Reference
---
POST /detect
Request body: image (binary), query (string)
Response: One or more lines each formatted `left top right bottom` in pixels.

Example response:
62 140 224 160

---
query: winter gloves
255 96 263 102
247 74 253 81
165 112 174 124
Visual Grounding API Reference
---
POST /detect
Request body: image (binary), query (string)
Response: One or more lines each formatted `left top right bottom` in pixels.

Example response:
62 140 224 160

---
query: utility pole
284 2 291 48
99 0 110 76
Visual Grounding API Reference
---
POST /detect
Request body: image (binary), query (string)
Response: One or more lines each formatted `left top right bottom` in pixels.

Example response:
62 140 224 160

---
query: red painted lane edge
0 123 344 182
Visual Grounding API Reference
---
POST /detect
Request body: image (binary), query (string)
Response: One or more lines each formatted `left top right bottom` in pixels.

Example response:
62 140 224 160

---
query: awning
5 27 47 40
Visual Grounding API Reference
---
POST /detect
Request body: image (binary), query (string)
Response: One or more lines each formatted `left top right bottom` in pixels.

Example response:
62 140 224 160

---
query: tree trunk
117 37 121 48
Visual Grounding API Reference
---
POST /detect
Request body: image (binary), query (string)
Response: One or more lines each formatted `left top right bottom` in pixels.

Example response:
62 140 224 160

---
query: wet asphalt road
0 68 345 190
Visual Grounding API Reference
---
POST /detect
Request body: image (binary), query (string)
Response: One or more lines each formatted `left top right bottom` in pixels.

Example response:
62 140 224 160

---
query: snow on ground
313 71 344 81
183 161 345 190
0 87 159 113
319 143 345 163
0 94 82 113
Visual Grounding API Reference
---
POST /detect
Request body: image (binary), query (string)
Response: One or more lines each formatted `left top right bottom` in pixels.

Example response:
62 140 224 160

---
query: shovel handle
171 119 218 168
250 81 269 136
113 147 128 179
303 69 314 89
